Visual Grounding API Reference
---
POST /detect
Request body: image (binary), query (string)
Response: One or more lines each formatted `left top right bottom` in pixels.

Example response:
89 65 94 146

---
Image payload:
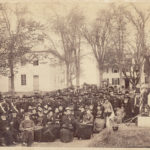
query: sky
2 0 150 56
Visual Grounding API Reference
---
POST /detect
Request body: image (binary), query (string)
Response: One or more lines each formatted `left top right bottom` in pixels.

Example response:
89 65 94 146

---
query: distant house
0 51 66 94
102 63 132 89
102 55 150 90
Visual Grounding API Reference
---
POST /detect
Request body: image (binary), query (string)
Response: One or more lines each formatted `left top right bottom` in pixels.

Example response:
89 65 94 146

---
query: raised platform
138 116 150 127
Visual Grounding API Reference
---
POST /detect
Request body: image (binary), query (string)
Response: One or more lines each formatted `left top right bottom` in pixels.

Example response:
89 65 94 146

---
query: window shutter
118 78 120 85
33 60 39 66
112 78 114 85
21 74 26 85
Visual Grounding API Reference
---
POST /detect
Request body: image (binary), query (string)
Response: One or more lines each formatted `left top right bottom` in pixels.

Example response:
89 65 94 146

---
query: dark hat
24 112 30 116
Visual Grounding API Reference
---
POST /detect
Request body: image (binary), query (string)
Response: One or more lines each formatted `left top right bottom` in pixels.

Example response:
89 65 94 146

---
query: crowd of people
0 83 140 146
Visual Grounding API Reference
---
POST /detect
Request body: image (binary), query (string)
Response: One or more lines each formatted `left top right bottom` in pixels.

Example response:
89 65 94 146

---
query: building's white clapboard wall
0 52 66 93
0 75 9 92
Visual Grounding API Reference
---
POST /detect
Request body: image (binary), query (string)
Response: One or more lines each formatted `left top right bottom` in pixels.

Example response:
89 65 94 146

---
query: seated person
60 107 74 143
76 109 94 139
19 113 35 146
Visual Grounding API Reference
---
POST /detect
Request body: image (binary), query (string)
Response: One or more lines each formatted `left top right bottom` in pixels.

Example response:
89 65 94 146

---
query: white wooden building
0 50 99 93
0 51 66 93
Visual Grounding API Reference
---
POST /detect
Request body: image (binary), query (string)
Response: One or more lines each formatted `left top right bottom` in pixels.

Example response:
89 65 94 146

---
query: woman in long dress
103 99 114 129
93 105 105 133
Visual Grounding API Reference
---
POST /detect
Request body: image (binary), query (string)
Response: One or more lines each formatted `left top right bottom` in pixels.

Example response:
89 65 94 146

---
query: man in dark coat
60 107 74 143
0 114 14 146
9 112 20 143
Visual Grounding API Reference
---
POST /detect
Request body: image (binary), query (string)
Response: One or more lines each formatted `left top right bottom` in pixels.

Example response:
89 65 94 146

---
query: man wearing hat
60 107 74 143
0 113 15 146
123 94 132 120
19 113 35 146
9 111 20 143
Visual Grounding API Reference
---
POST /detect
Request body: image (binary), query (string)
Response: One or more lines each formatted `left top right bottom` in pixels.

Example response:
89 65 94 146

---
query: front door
33 75 39 91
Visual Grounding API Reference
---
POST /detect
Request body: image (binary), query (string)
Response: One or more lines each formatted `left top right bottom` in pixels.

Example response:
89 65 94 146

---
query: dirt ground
15 137 91 147
15 124 150 147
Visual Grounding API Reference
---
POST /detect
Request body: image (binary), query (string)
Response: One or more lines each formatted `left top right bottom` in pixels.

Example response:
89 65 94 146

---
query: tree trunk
76 71 80 87
99 68 103 87
8 43 15 96
76 63 80 87
66 63 70 87
9 58 15 96
119 65 123 87
132 83 136 90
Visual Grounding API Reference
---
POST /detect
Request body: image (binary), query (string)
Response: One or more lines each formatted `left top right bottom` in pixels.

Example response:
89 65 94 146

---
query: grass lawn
89 124 150 148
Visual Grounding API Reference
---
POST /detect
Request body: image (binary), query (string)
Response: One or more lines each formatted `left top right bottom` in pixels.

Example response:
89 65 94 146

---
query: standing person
19 113 35 146
123 95 132 120
134 94 140 116
93 105 105 133
103 99 114 128
9 112 20 143
0 114 15 146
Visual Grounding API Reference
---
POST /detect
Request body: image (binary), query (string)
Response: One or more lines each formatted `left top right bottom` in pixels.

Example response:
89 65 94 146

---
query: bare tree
110 5 128 85
124 4 150 89
67 8 84 86
122 56 140 89
108 4 150 89
0 4 45 95
83 9 112 86
48 7 84 87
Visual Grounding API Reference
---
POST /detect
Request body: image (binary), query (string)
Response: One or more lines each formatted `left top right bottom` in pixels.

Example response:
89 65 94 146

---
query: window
112 66 119 73
107 78 109 85
21 74 26 85
33 75 39 91
112 78 120 85
33 60 39 66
